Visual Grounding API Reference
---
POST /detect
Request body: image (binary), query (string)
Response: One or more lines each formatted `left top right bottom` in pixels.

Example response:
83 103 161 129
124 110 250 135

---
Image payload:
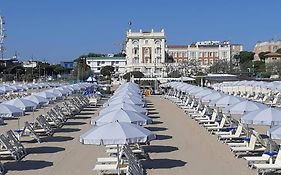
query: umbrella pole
117 144 120 175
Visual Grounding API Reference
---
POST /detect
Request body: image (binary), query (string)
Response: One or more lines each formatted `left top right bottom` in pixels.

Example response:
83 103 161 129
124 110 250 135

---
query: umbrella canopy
108 98 145 106
23 95 49 105
201 92 226 104
241 107 281 126
80 121 156 145
194 89 214 99
35 91 57 100
267 125 281 140
100 103 148 115
222 100 267 115
46 89 64 97
92 109 152 126
0 85 13 92
86 76 97 82
0 103 25 118
3 98 37 111
209 95 243 108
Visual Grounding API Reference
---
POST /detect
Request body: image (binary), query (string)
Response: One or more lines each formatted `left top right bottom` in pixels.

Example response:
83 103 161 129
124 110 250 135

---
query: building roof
265 52 281 57
167 45 189 49
87 57 126 60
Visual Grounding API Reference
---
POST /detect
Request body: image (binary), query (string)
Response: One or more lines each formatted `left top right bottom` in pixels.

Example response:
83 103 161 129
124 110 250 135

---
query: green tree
73 57 91 81
276 48 281 54
208 60 230 73
168 70 181 78
100 66 115 77
253 61 265 73
123 71 144 81
258 51 270 62
239 51 255 64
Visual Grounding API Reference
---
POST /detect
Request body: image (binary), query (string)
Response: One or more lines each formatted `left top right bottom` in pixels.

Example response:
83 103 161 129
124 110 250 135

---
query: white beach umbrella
100 103 148 115
108 98 145 106
0 85 13 92
194 89 214 99
92 109 152 126
0 103 25 118
47 89 64 97
201 92 226 105
80 121 156 145
222 100 267 116
23 95 50 106
80 121 155 174
3 98 37 111
267 125 281 140
241 107 281 126
209 95 244 108
35 91 57 100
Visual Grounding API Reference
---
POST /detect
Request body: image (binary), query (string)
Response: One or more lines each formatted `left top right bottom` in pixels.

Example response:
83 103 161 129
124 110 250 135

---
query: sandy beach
143 96 255 175
0 95 262 175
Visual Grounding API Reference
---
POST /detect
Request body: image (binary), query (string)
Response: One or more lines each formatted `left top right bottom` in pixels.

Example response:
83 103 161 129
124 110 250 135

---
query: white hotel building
125 29 166 77
86 56 126 75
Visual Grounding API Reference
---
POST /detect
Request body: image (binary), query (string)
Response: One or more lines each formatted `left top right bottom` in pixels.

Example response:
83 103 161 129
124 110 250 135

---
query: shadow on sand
148 116 160 119
55 128 81 133
149 111 159 115
152 121 163 125
65 121 87 126
156 134 172 140
74 116 92 120
27 146 65 154
143 145 178 153
143 159 186 169
42 136 74 142
4 160 53 171
144 126 167 132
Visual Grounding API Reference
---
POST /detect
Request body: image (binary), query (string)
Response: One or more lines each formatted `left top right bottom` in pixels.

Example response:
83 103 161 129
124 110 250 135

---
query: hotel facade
166 41 243 67
125 29 166 77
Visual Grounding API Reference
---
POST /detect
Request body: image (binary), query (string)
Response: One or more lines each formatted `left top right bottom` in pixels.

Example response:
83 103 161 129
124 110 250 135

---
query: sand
143 96 256 175
0 97 108 175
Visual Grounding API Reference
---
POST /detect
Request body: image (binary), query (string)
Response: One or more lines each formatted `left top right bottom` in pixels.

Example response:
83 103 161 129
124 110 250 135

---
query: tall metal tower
0 16 6 60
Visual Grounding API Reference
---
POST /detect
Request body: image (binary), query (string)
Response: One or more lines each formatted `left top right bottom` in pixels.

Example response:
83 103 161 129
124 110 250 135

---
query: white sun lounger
253 150 281 175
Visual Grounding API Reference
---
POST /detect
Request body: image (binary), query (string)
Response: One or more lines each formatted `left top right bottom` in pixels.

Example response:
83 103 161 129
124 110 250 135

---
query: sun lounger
253 150 281 175
93 163 129 174
243 153 270 167
6 130 26 156
21 122 42 143
0 134 22 161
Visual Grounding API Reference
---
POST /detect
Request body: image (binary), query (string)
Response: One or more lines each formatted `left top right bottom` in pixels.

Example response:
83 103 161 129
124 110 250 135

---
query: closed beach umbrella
0 103 24 118
92 109 152 126
3 98 37 111
100 103 148 115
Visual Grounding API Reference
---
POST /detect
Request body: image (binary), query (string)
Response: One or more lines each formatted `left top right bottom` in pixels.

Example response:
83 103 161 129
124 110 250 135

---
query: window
115 61 119 64
199 52 203 57
157 57 161 63
111 61 114 65
133 57 139 64
210 59 214 64
156 47 161 55
145 58 150 63
133 48 138 55
115 67 119 72
145 48 150 55
97 67 101 70
101 61 105 64
97 61 100 66
145 40 148 44
204 59 208 65
204 52 208 57
87 61 91 64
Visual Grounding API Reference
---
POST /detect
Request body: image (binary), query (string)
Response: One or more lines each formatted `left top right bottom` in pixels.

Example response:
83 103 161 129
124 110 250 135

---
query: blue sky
0 0 281 63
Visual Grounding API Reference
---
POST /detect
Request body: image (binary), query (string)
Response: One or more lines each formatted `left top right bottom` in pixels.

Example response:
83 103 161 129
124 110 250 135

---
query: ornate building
125 29 166 77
